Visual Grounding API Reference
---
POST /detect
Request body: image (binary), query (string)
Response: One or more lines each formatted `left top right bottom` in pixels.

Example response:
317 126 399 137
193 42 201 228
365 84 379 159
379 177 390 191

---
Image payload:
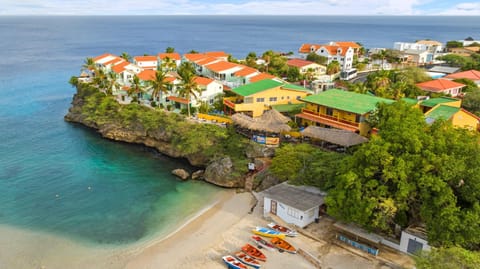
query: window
287 96 290 100
326 107 333 116
281 96 284 100
296 96 301 100
256 97 265 103
287 207 300 219
269 97 277 102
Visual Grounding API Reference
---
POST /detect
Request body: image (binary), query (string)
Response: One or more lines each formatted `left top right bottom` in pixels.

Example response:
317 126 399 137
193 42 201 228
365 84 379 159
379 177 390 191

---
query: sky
1 0 480 15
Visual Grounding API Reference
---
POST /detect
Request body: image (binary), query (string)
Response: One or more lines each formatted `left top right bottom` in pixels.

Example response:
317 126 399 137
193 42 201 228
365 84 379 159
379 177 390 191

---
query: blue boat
222 255 248 269
252 226 286 238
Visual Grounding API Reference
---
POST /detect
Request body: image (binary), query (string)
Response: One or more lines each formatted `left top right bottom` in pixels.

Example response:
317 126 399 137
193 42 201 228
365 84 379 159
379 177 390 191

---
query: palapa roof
263 182 325 211
301 126 368 147
259 109 291 124
231 112 291 133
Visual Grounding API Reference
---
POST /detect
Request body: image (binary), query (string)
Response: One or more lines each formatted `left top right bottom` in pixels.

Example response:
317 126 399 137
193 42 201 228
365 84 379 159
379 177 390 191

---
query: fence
196 113 232 124
336 234 379 256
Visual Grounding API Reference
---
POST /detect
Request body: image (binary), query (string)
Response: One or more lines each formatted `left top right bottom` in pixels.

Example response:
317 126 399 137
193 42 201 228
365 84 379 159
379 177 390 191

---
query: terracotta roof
204 51 229 58
234 66 258 77
416 79 466 92
334 41 361 49
287 58 317 68
167 96 190 104
416 40 442 46
196 56 220 66
134 56 157 62
194 76 214 86
93 53 115 61
137 69 156 81
183 53 208 62
103 57 124 66
445 70 480 81
112 62 130 74
165 77 177 83
320 45 351 56
249 73 276 83
205 61 240 73
158 52 181 61
299 44 321 54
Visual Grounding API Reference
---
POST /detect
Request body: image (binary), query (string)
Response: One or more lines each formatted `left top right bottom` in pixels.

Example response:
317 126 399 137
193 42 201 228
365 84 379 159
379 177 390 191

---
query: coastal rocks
253 170 282 192
204 157 244 188
191 170 204 180
172 169 190 180
245 142 276 158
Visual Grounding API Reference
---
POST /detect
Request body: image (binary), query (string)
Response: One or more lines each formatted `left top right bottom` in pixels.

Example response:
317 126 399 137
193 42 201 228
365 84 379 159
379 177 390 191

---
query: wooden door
270 200 277 215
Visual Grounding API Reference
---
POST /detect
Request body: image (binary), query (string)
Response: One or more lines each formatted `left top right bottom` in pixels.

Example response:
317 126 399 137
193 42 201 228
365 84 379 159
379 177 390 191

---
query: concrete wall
264 197 318 228
399 231 431 254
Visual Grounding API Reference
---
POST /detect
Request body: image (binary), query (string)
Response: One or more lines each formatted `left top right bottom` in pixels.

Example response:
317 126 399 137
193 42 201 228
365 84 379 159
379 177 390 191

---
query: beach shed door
271 200 277 215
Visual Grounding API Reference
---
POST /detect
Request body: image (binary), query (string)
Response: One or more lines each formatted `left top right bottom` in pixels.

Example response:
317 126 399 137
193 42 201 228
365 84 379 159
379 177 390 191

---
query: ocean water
1 15 480 247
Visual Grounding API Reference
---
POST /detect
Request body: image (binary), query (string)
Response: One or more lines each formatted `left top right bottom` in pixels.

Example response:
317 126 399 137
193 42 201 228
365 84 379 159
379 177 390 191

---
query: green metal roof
231 79 283 96
231 79 310 97
421 97 459 107
272 103 305 112
300 89 394 115
425 105 460 120
401 97 419 105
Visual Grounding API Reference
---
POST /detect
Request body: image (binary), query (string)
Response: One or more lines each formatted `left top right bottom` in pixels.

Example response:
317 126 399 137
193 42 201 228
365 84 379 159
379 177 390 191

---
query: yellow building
296 89 394 136
425 105 480 131
223 79 311 117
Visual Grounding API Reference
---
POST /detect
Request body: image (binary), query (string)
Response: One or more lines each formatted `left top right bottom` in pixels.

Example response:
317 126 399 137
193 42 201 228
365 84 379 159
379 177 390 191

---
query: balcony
296 109 360 132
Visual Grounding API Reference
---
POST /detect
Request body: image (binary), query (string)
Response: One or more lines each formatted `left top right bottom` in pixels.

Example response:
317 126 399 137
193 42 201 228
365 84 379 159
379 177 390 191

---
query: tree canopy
414 247 480 269
325 101 480 249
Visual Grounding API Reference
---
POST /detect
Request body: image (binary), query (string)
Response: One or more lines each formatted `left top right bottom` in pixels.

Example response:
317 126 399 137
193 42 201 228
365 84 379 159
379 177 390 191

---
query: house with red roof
158 52 181 70
416 79 466 97
298 43 354 71
193 77 223 106
444 70 480 87
287 58 326 78
133 56 158 70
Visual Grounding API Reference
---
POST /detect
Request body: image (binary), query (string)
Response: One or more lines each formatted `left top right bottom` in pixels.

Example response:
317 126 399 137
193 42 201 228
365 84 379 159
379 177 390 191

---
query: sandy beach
0 189 409 269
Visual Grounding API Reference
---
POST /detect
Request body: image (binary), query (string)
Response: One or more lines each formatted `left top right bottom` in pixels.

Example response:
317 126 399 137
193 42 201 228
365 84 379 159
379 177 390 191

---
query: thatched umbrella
231 113 291 133
301 126 368 147
260 109 291 124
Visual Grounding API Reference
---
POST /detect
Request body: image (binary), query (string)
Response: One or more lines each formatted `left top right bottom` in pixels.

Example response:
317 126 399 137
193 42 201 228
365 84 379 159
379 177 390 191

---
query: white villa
287 58 326 78
133 56 158 70
393 40 444 65
298 43 354 71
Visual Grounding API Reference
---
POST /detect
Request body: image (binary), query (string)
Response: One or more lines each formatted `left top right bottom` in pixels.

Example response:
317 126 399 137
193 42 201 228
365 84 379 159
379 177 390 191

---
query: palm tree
129 75 144 103
82 57 95 71
326 61 340 75
165 47 175 53
120 52 131 62
149 69 171 105
105 72 120 95
93 68 108 90
161 57 177 71
177 62 200 118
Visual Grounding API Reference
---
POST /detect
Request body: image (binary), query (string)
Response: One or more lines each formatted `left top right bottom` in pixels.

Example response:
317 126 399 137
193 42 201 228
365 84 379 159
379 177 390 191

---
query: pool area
426 71 446 79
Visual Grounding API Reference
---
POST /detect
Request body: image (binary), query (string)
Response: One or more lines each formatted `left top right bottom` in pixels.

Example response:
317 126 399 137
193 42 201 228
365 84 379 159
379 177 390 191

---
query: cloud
0 0 477 15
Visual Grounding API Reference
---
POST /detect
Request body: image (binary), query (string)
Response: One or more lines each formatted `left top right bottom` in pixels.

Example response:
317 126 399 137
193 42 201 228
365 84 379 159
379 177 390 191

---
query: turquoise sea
1 15 480 251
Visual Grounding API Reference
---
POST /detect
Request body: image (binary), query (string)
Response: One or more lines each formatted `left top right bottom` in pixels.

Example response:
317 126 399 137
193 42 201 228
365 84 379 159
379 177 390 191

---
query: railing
223 98 236 109
301 109 359 127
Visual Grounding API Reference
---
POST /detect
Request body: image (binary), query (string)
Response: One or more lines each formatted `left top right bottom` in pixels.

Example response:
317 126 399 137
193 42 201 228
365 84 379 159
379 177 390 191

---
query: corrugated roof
301 89 394 115
425 105 460 120
231 79 283 96
263 182 325 211
400 97 419 105
272 103 305 112
420 97 459 107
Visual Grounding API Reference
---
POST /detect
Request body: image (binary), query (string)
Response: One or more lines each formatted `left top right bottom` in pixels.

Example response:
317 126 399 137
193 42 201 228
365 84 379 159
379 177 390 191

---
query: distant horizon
2 14 480 17
2 0 480 16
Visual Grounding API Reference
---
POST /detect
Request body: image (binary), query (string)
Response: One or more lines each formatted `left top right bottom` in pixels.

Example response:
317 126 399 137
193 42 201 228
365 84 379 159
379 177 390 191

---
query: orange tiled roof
249 73 276 83
165 76 177 83
205 61 240 73
234 66 258 77
93 53 115 62
194 76 214 86
137 69 156 81
416 79 466 92
158 52 181 61
445 70 480 81
320 45 351 56
287 58 317 68
103 57 124 66
196 56 220 66
204 51 229 58
168 96 190 104
134 56 157 62
184 53 209 62
334 41 361 49
112 62 130 74
299 44 321 53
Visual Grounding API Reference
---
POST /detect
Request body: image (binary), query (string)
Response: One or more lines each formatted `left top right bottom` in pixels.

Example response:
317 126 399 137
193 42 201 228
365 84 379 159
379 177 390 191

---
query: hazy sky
1 0 480 15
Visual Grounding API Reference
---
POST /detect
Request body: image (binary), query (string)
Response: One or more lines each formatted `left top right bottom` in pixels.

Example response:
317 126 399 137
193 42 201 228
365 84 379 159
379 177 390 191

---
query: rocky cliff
64 86 247 188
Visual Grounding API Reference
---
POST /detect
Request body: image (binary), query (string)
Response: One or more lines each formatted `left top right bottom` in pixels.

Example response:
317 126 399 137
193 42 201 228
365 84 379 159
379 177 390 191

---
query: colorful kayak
222 255 248 269
235 251 262 269
241 243 267 262
252 226 286 239
271 237 297 254
267 222 298 237
251 235 276 251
